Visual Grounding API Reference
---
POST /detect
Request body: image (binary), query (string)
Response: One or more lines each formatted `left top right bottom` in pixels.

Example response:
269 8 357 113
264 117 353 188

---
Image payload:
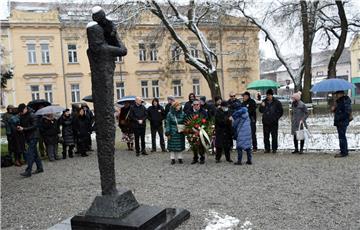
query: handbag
119 110 130 126
174 115 185 133
295 121 305 141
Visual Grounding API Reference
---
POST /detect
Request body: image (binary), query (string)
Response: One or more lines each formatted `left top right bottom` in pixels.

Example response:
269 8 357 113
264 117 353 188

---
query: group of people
2 88 352 175
116 88 353 165
3 103 95 177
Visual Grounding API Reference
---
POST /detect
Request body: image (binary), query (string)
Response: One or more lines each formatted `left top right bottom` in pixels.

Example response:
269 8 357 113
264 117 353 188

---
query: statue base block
71 206 190 230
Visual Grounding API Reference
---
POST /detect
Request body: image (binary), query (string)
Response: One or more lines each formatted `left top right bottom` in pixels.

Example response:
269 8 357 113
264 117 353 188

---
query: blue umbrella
311 79 355 92
116 96 137 105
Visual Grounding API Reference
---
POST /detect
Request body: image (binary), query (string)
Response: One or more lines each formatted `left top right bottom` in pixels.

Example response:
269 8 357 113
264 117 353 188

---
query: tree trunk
301 1 313 103
204 71 221 100
327 0 348 79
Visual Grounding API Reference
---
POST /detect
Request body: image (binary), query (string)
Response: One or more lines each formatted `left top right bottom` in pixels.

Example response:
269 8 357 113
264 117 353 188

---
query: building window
141 81 149 98
171 45 180 62
193 79 200 96
30 85 40 100
27 44 36 64
139 43 146 61
172 80 181 97
44 84 53 103
209 43 216 61
190 44 199 58
40 44 50 64
152 80 159 98
115 82 125 100
316 71 324 76
116 56 123 63
68 44 78 63
71 84 80 103
150 43 158 61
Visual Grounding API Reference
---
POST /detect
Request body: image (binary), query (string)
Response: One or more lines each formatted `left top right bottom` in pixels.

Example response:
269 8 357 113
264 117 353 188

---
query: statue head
92 6 107 25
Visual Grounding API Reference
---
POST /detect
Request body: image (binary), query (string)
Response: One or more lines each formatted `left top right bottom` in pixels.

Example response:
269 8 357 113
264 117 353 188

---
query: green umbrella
246 79 280 90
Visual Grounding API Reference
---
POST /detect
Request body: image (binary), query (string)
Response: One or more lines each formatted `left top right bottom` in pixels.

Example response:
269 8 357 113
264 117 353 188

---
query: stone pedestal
70 189 190 230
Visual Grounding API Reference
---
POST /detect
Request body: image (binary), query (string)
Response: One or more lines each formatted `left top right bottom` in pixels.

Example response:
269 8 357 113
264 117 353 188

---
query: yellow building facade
1 4 260 110
350 34 360 97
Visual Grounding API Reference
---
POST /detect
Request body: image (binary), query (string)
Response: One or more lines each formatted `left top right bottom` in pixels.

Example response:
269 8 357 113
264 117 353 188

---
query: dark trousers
336 125 348 155
237 148 252 163
62 144 74 157
77 140 87 156
7 134 14 159
150 126 165 151
250 121 257 149
38 136 45 157
134 127 146 153
86 133 92 150
25 139 43 174
263 124 278 151
215 146 231 161
45 143 58 161
193 146 205 162
293 135 304 151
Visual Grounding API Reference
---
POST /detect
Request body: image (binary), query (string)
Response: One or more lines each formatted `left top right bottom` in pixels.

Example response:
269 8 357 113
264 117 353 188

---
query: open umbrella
116 96 137 105
82 95 93 102
27 99 51 111
247 79 280 90
35 105 65 116
310 79 355 92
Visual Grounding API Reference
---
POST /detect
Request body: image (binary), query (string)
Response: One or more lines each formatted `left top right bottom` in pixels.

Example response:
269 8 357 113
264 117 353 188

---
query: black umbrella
116 96 136 105
82 95 93 102
27 99 51 111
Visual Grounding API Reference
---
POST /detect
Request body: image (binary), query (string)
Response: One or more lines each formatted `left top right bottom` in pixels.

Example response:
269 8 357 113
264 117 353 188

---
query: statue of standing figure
86 6 127 196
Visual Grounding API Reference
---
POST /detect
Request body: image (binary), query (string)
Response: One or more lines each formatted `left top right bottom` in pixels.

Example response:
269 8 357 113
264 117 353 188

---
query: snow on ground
204 210 240 230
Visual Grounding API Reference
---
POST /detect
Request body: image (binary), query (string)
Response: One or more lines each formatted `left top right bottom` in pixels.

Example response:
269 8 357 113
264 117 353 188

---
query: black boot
127 143 131 151
171 159 176 165
62 152 67 159
299 140 305 154
178 159 183 164
292 136 299 154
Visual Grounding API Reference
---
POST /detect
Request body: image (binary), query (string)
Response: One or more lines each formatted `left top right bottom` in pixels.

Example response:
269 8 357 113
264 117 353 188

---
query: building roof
260 48 351 74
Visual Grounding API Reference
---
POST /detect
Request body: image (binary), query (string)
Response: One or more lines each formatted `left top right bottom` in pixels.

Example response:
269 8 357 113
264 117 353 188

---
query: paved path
1 150 360 230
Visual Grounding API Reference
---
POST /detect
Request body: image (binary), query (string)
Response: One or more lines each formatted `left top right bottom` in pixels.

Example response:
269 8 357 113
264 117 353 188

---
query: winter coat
232 107 252 150
241 98 257 122
129 104 147 129
334 95 352 127
214 108 233 148
73 115 91 142
84 108 94 132
39 117 60 145
183 101 193 115
19 111 39 140
291 100 308 135
118 106 133 134
8 114 25 154
164 103 173 117
58 115 75 145
202 102 216 120
3 112 13 135
147 105 165 128
228 98 241 114
165 109 186 152
259 98 283 126
186 108 208 120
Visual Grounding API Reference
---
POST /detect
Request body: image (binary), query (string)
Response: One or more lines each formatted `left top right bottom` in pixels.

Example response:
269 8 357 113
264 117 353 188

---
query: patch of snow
205 210 240 230
240 220 253 230
86 21 98 28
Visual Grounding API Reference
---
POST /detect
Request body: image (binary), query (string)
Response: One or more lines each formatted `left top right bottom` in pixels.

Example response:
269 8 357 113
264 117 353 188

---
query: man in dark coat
187 99 208 164
81 103 94 151
147 98 166 152
183 93 196 115
3 105 16 161
39 114 60 161
17 103 44 177
227 91 241 115
259 89 283 153
200 96 216 120
242 91 258 151
58 109 75 159
73 107 90 157
332 91 352 158
215 101 233 163
129 96 148 156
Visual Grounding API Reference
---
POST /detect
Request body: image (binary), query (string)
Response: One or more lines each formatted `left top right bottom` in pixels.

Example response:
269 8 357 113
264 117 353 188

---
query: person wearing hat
200 96 216 120
3 105 16 161
165 101 186 164
214 101 233 163
290 92 308 154
241 91 258 152
331 90 352 158
259 89 283 153
17 103 44 177
58 109 76 159
129 96 148 156
164 95 175 118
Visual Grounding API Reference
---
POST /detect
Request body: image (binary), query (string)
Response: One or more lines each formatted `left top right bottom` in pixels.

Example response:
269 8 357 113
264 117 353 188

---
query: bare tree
145 0 222 99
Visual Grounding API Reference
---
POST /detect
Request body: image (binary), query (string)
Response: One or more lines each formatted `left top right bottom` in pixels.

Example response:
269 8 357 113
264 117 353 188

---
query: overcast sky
1 0 359 59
